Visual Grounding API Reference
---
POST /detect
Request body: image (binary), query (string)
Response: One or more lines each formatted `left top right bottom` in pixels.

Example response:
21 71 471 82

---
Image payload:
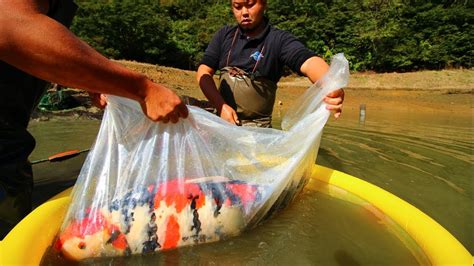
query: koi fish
56 177 265 260
54 209 129 260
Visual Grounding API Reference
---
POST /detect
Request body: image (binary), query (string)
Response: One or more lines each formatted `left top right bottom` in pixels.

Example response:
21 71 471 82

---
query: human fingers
88 92 107 109
326 103 343 119
141 82 189 122
161 115 170 123
232 110 240 125
169 111 179 124
326 88 345 100
324 89 344 106
219 104 237 125
140 102 160 122
221 114 237 125
220 111 237 125
324 96 344 105
99 94 107 107
325 89 344 117
176 102 189 119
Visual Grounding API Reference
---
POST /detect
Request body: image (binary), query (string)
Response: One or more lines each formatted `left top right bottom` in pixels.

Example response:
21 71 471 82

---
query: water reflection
272 106 473 254
317 116 473 254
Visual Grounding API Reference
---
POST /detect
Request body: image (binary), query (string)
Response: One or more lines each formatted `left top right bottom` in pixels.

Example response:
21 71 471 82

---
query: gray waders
218 67 277 128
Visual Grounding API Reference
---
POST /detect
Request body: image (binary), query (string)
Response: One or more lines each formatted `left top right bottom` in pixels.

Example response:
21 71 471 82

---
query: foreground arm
300 56 344 118
196 64 239 125
0 0 187 123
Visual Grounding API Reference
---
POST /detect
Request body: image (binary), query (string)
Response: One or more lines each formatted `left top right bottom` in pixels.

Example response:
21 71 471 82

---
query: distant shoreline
117 60 474 93
31 60 473 122
280 70 474 93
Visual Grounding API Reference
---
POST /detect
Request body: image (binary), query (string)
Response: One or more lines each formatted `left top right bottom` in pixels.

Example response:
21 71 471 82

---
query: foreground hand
219 104 240 125
88 92 107 109
140 82 188 123
324 88 344 119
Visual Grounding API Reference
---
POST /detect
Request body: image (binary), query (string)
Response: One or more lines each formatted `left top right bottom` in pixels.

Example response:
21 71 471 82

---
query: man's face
231 0 266 32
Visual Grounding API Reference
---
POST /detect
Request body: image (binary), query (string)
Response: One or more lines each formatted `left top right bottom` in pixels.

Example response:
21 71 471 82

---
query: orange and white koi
56 178 265 260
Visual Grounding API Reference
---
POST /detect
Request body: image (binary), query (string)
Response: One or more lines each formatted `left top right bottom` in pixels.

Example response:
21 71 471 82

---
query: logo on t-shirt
250 51 264 62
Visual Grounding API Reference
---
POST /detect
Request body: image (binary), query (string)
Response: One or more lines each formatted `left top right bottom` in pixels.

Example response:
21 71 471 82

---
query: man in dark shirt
0 0 188 238
197 0 344 127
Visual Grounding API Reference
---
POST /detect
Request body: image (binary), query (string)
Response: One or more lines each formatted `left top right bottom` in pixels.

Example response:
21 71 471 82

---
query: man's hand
301 57 345 118
140 82 188 123
324 88 344 119
219 104 240 125
88 92 107 109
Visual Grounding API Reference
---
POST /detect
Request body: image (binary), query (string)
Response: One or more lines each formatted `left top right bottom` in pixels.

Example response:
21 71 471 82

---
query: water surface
315 109 473 254
30 105 473 264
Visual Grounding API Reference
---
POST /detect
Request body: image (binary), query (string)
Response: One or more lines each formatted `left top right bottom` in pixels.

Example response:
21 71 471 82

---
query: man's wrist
216 102 224 114
131 74 153 103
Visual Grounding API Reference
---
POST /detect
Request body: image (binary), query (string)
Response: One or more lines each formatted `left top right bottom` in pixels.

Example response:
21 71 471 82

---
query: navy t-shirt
200 19 316 84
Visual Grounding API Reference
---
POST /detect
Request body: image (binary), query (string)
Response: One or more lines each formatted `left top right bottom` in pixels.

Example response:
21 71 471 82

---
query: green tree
70 0 473 72
71 0 177 64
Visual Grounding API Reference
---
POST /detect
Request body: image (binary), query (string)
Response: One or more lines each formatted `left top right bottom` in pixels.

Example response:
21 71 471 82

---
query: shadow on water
334 250 361 266
28 120 100 208
32 154 87 208
318 147 345 172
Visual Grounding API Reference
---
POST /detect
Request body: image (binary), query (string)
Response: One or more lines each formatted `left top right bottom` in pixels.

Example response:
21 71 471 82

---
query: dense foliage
71 0 473 72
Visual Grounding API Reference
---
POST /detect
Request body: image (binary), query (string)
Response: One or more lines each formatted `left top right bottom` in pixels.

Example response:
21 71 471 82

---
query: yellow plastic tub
0 165 472 265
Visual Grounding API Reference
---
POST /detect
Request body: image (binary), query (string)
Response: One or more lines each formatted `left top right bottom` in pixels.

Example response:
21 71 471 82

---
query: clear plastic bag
54 54 349 260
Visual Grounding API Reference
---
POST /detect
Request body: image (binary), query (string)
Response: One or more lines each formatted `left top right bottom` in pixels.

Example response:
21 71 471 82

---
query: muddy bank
33 60 474 122
118 60 474 118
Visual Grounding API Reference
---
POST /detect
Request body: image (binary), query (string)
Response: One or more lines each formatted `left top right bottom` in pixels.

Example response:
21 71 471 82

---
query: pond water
313 108 473 256
29 104 472 265
29 120 101 207
41 179 428 265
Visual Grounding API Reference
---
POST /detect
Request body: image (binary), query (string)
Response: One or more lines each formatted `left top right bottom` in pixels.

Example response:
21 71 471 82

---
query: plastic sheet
54 54 349 260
